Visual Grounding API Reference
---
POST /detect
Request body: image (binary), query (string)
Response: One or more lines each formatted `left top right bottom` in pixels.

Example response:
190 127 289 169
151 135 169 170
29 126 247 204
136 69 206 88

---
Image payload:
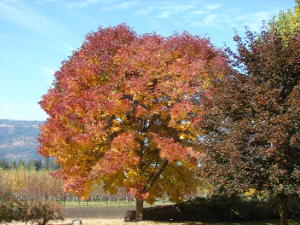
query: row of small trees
38 2 300 224
0 168 152 201
0 158 58 171
0 168 63 200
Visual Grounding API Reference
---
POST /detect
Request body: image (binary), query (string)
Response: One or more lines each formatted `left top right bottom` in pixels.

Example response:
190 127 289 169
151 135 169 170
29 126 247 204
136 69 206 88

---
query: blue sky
0 0 294 121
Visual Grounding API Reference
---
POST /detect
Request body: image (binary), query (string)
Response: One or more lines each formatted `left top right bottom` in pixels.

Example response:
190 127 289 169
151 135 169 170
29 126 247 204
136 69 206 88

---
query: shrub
23 200 63 225
0 191 63 225
0 191 21 223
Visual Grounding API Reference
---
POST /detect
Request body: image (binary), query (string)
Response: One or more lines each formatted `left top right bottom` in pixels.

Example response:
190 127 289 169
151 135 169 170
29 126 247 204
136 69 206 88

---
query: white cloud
134 1 198 19
134 1 223 22
117 1 138 8
191 14 220 27
232 10 274 30
204 3 222 10
186 4 278 31
101 0 139 10
202 14 218 26
37 0 105 8
65 0 103 8
157 1 195 12
0 1 75 51
134 8 148 15
38 66 56 79
156 11 171 19
59 0 138 9
190 9 205 15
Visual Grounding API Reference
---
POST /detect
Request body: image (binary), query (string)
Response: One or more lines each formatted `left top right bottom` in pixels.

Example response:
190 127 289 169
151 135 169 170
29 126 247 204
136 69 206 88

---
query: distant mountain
0 119 44 161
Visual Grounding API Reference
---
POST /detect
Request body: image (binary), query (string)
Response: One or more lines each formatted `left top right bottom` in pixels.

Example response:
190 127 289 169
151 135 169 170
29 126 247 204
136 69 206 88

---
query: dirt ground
62 206 134 219
8 207 205 225
59 207 204 225
8 219 205 225
53 218 204 225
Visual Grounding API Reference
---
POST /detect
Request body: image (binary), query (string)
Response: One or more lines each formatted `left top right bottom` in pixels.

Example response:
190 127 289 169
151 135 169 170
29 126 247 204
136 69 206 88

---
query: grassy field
60 200 172 207
59 206 300 225
12 218 298 225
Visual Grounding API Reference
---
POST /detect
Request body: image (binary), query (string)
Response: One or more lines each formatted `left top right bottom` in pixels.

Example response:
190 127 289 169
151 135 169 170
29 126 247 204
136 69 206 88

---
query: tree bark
279 195 288 225
135 198 144 221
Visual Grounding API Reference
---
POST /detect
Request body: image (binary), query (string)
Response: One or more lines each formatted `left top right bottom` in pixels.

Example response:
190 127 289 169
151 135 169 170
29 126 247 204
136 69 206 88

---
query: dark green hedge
125 197 300 222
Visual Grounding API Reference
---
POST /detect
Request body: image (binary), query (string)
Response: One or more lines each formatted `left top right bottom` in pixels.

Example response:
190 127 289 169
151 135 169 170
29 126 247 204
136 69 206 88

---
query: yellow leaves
101 173 124 195
80 183 93 200
39 25 231 204
133 94 143 101
110 119 122 132
184 121 191 125
120 115 127 121
126 170 139 179
113 119 121 126
111 127 121 132
150 162 199 203
244 188 257 197
169 122 188 132
179 133 186 140
146 81 155 87
160 111 168 121
167 100 175 106
202 79 211 89
179 132 196 140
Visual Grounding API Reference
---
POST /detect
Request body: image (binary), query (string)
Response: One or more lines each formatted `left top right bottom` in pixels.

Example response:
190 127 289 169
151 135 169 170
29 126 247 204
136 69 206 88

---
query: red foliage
39 24 230 202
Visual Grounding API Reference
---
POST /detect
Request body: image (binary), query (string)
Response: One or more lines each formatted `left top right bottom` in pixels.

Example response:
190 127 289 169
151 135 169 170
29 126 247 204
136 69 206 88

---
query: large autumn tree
201 24 300 225
39 24 230 220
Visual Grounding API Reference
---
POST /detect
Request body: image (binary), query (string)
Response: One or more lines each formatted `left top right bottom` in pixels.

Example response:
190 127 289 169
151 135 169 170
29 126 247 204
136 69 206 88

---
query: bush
0 191 63 225
125 197 300 222
175 197 278 222
23 200 63 225
0 191 22 223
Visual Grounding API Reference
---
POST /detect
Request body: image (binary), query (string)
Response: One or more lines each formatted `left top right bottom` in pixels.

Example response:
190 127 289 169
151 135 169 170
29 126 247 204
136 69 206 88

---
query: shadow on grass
180 220 300 225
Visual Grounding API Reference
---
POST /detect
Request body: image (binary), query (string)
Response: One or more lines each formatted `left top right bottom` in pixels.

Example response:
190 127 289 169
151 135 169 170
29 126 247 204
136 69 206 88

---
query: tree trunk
279 195 288 225
135 198 144 221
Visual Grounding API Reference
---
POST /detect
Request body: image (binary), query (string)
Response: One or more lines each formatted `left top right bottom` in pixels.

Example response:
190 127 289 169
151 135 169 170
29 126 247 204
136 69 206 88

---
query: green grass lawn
217 221 300 225
181 221 300 225
60 200 172 207
57 219 300 225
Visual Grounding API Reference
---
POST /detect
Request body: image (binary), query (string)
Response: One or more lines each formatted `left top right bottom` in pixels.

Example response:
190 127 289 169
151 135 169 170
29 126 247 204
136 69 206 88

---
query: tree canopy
201 23 300 225
39 24 230 220
269 0 300 43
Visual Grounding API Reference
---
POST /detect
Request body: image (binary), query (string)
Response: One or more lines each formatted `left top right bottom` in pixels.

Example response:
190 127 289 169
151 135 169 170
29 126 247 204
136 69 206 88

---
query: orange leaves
111 132 140 153
169 100 193 121
128 188 149 200
39 24 230 202
152 134 195 162
168 100 201 131
92 132 140 175
135 105 148 118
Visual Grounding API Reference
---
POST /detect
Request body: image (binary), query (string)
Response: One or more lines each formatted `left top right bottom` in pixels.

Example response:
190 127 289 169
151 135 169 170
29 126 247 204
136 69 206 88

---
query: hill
0 119 44 161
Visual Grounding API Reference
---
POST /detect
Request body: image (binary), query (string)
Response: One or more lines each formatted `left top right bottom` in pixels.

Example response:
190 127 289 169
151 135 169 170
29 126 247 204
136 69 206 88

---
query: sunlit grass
8 218 300 225
47 219 300 225
60 200 172 208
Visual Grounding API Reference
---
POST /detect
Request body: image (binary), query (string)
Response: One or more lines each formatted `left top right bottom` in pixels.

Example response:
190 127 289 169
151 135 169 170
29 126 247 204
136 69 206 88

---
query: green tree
0 160 9 169
269 0 300 43
27 160 43 171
